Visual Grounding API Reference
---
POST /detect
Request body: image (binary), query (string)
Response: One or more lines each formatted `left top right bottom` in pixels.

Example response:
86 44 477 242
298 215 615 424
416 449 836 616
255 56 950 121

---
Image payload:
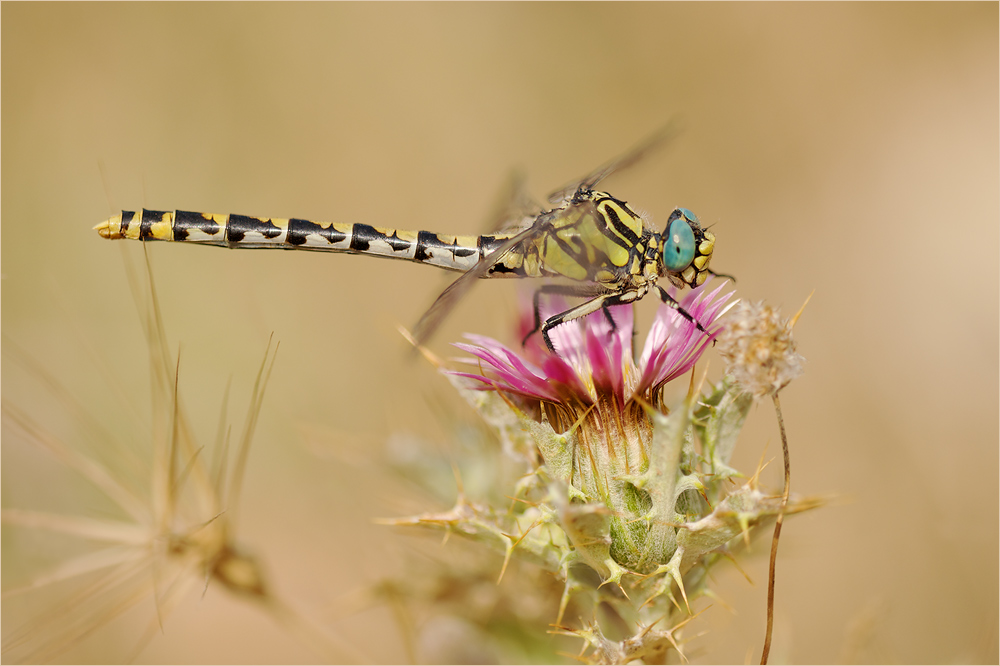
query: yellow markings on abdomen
96 209 486 272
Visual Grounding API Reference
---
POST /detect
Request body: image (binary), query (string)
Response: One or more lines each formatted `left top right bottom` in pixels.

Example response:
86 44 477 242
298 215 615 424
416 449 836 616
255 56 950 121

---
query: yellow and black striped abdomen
94 195 650 284
96 209 497 273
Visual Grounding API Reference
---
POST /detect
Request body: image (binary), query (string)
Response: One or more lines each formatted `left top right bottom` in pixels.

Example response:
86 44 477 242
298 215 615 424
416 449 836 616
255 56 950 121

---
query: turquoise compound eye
677 208 699 225
663 214 696 271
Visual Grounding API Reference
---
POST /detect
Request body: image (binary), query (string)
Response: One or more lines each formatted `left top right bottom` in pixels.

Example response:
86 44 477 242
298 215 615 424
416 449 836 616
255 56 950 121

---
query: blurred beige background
2 3 996 664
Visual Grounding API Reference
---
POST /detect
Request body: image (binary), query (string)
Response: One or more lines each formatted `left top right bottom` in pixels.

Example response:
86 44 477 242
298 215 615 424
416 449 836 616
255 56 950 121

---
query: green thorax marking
485 190 652 284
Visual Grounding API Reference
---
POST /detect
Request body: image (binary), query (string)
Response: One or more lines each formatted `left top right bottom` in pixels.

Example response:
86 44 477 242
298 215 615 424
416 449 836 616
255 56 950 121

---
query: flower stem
760 392 790 665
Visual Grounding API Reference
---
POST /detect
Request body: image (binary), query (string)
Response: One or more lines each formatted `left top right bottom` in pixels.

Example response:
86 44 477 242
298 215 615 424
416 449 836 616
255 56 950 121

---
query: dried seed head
716 301 805 396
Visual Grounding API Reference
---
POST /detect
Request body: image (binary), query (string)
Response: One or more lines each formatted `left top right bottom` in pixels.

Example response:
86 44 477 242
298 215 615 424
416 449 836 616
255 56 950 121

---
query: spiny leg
654 285 711 338
707 268 737 283
539 289 642 354
522 284 609 347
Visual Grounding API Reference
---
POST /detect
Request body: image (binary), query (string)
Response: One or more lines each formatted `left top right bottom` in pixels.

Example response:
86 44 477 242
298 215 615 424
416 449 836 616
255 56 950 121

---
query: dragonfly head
660 208 715 288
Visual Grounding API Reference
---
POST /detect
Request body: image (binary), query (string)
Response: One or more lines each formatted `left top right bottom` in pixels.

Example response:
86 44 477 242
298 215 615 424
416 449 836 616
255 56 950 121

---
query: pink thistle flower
452 279 736 412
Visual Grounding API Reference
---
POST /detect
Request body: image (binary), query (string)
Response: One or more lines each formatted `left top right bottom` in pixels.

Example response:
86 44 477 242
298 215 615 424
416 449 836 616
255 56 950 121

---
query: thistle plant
392 280 820 663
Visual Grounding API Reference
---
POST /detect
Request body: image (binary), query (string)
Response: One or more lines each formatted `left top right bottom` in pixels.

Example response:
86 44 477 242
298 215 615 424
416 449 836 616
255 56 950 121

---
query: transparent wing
411 194 610 346
409 170 550 346
484 168 543 233
412 121 679 347
410 220 543 346
546 120 683 204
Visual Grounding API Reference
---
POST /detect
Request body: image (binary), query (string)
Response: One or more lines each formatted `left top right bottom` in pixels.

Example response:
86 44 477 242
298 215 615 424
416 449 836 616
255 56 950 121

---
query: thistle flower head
452 279 736 416
715 300 805 397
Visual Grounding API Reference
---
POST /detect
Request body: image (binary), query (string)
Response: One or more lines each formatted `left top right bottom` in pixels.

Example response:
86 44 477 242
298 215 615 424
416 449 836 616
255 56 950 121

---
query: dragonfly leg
522 284 607 347
707 268 737 283
539 289 641 354
654 285 711 338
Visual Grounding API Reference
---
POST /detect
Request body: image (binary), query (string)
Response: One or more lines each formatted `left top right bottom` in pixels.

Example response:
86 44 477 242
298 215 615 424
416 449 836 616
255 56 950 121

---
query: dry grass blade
1 250 358 663
760 393 791 665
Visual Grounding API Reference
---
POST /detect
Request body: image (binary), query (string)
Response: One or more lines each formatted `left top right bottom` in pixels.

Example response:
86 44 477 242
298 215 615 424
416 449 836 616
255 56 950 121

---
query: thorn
738 514 753 550
686 361 699 403
719 549 754 586
687 360 710 405
748 439 773 490
667 632 687 663
702 586 736 613
449 460 465 497
788 290 815 329
663 606 710 663
556 581 573 626
504 494 540 507
497 538 515 585
553 650 590 664
670 567 691 615
497 517 543 584
665 590 683 613
505 491 537 516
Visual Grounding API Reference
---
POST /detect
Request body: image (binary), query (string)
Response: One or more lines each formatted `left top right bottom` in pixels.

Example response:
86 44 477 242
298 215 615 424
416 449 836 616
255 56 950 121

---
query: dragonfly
95 127 724 353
